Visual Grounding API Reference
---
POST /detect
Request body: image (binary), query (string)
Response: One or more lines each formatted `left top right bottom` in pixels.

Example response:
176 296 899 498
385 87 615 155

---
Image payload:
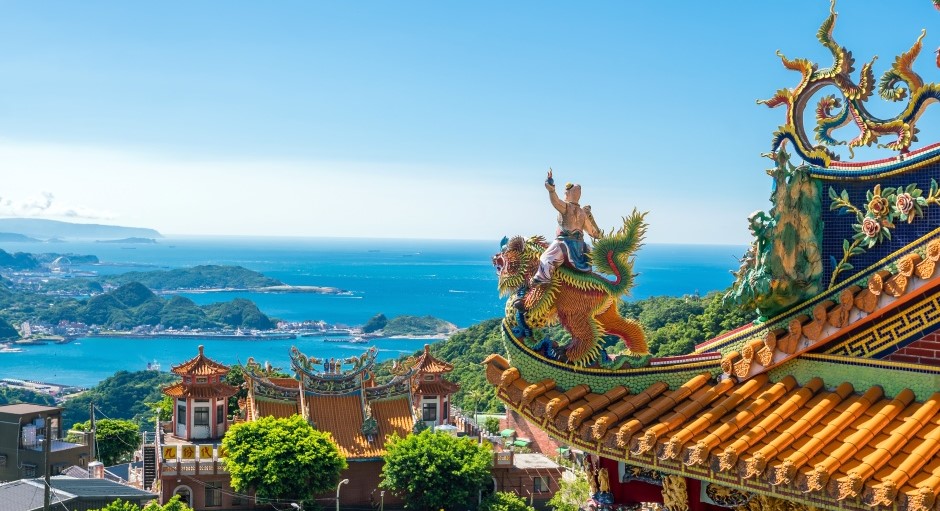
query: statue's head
492 235 547 296
565 183 581 203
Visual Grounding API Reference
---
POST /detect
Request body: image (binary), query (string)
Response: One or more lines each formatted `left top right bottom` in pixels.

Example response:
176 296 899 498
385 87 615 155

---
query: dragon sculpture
725 150 823 321
493 209 649 366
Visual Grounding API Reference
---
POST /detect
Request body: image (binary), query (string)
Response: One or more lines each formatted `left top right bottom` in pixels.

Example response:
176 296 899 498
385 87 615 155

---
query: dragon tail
591 209 648 296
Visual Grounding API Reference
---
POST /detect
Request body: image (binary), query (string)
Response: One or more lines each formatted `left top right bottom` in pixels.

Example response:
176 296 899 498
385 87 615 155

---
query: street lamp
335 478 349 511
380 490 385 511
291 503 302 511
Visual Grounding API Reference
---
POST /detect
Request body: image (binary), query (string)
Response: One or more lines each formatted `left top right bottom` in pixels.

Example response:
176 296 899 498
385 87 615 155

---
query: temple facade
152 343 461 510
483 5 940 511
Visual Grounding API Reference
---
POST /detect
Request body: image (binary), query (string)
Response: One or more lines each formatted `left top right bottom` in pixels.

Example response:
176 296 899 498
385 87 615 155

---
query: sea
0 237 746 388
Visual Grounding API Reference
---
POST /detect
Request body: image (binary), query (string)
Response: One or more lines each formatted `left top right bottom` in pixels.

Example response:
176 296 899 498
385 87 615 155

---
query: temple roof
414 379 459 396
485 354 940 511
306 395 414 459
413 344 453 374
162 382 237 399
170 345 230 376
243 356 415 460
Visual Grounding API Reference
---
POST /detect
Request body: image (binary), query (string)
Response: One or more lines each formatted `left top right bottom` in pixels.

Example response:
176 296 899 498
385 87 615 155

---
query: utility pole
89 401 96 462
43 416 51 511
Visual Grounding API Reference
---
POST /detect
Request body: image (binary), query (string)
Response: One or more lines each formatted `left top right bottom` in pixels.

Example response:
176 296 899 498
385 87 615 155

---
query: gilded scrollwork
761 1 940 166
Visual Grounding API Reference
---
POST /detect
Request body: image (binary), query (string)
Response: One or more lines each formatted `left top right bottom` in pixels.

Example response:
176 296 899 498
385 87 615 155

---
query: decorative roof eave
170 345 230 376
289 345 376 381
696 233 940 357
720 239 940 381
162 381 238 399
413 344 454 374
483 354 940 511
365 372 412 402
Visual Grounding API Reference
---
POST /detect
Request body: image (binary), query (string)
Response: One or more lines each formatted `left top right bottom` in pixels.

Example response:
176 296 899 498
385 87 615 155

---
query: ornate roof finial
761 1 940 167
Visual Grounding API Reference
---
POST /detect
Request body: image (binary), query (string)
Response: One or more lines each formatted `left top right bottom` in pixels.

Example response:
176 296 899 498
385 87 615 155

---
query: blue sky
1 1 939 243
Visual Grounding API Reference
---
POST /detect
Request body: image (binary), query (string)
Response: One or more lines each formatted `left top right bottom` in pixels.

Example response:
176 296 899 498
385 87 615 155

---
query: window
23 464 37 477
196 377 208 384
534 476 549 493
194 408 210 426
178 405 187 425
205 483 222 507
423 375 434 381
441 403 449 421
422 403 437 422
217 404 224 424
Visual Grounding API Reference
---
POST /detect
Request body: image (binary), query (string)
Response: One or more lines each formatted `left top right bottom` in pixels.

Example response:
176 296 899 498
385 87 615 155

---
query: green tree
222 414 347 503
381 429 492 511
74 418 141 466
483 416 500 435
547 470 590 511
148 395 173 422
362 313 388 333
91 494 193 511
62 370 177 427
481 492 535 511
90 499 142 511
143 495 193 511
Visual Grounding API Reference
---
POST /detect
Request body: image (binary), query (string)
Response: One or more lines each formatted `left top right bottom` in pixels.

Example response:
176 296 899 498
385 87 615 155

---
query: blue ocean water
0 237 746 386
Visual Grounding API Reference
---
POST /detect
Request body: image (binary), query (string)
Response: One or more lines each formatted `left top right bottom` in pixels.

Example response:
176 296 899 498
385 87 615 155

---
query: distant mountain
0 232 41 242
0 218 162 241
96 237 157 244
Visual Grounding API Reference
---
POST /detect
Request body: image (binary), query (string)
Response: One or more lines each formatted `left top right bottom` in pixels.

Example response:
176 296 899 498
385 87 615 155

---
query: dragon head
492 235 547 297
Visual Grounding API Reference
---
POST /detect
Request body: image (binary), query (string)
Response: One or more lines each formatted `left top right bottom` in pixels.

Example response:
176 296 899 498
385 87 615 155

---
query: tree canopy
62 370 178 428
222 414 347 503
481 492 535 511
74 418 140 466
91 494 192 511
547 470 590 511
380 430 492 511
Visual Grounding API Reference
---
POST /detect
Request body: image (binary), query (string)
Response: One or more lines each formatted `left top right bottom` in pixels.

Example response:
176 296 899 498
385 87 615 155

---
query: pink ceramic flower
862 217 881 238
896 192 915 216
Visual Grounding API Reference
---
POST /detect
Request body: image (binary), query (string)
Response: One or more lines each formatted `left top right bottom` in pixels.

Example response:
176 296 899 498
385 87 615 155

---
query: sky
2 1 940 244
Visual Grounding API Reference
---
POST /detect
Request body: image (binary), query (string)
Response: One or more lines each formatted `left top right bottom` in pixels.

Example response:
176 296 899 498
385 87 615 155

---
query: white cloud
0 191 115 221
0 138 757 244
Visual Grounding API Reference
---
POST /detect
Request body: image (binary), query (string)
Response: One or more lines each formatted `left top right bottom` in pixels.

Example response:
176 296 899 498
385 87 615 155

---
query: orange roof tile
415 379 459 396
307 395 413 459
253 397 299 419
484 354 940 511
413 344 453 374
162 382 238 399
170 345 231 376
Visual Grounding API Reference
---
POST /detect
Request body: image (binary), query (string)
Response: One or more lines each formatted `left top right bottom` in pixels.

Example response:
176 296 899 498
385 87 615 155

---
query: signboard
162 446 177 460
181 445 196 460
199 444 214 459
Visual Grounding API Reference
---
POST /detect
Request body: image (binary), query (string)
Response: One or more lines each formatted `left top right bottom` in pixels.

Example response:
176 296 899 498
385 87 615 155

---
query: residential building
0 404 92 483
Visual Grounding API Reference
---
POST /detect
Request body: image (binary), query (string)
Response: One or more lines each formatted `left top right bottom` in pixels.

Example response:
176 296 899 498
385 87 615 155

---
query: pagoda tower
162 345 238 441
411 344 459 427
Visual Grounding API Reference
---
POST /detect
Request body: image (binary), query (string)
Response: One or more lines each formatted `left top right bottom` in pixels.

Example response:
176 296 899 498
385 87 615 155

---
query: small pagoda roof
415 378 459 396
162 381 238 399
413 344 453 374
170 345 230 376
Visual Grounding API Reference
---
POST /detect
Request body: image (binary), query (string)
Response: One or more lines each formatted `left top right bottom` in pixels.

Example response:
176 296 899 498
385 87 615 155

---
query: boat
146 360 161 371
